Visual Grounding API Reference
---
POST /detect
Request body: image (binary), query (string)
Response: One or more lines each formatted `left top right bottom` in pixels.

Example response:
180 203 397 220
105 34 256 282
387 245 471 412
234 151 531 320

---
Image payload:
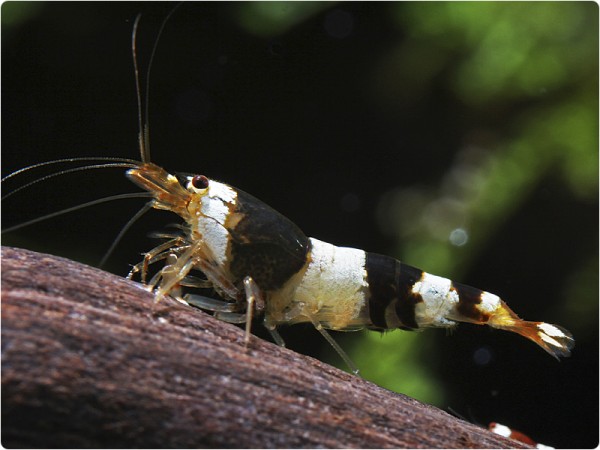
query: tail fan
498 320 574 359
485 300 574 359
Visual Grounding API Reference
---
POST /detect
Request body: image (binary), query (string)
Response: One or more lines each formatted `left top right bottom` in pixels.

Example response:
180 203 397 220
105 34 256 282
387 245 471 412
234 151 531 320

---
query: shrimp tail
487 301 574 359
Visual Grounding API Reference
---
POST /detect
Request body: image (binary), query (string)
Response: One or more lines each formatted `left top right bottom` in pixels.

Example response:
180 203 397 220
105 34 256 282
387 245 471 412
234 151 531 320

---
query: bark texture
1 246 528 448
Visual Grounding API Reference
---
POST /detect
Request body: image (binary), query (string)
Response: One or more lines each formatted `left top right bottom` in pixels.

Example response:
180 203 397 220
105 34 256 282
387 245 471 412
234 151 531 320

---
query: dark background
3 2 598 448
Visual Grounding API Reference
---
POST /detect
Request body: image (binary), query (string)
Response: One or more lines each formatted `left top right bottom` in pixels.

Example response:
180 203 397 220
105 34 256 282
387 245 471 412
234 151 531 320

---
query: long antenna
1 157 139 183
2 192 152 234
131 4 183 164
1 162 138 201
131 14 147 162
98 201 154 268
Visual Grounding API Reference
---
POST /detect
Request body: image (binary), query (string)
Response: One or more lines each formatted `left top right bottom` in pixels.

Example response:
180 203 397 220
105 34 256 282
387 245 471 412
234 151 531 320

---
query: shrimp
124 160 574 371
3 8 574 374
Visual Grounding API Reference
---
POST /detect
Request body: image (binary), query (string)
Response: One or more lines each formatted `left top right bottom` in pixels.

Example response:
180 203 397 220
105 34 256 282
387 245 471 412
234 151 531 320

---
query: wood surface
1 246 529 448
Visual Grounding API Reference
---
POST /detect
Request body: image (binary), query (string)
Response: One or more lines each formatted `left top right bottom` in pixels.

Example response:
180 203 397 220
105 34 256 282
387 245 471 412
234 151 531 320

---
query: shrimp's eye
191 175 209 190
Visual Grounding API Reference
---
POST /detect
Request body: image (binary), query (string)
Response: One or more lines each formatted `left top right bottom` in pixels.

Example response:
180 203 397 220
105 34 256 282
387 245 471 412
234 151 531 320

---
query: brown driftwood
1 246 528 448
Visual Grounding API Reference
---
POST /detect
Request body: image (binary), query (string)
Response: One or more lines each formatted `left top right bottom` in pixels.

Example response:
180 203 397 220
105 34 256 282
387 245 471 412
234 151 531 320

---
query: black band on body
365 254 424 330
395 263 424 330
452 281 490 322
365 253 399 329
228 189 310 291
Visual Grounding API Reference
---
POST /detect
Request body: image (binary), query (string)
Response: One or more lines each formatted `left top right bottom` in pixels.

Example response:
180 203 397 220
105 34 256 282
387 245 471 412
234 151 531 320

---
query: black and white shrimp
124 159 574 372
4 8 574 374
